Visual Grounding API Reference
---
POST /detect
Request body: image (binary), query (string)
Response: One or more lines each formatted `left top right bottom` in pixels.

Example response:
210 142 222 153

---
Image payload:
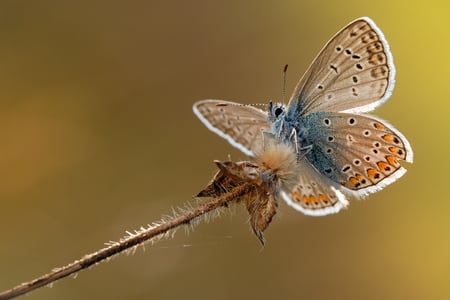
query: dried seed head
196 142 299 245
196 161 259 198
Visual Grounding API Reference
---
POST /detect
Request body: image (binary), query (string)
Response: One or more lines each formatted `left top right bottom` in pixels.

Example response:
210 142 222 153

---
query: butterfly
193 17 413 216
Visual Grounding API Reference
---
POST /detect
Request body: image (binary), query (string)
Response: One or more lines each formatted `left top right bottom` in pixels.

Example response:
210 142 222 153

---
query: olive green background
0 1 448 299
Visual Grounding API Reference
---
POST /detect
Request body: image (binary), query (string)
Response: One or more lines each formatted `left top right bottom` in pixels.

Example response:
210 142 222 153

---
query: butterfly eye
274 107 284 118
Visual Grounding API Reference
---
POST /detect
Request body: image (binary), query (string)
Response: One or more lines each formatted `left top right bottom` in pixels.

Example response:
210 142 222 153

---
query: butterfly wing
287 17 395 116
193 100 269 156
298 111 413 196
281 157 349 216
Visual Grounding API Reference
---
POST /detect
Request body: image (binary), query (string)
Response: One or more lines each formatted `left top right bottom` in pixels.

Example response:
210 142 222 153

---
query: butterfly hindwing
281 157 349 216
298 111 413 195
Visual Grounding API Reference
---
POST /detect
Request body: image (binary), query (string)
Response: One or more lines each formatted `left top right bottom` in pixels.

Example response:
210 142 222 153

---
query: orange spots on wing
293 191 301 201
348 177 361 187
386 155 398 165
367 168 380 181
383 134 400 144
319 194 328 203
348 173 367 189
369 54 378 64
373 122 384 130
302 195 310 204
349 177 359 186
382 134 394 143
309 195 319 204
377 161 391 172
388 146 403 156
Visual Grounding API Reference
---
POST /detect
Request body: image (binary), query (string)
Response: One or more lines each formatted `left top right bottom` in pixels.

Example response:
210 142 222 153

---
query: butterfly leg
297 144 313 161
287 125 314 160
288 128 300 154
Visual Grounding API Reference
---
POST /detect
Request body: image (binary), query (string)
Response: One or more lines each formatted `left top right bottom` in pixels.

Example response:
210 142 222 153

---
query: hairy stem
0 183 250 300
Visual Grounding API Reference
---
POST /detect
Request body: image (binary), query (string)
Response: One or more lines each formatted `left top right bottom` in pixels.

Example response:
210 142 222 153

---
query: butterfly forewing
193 100 269 156
288 17 395 116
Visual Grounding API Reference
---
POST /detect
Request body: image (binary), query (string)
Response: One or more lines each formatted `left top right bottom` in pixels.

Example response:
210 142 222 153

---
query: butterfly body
193 17 413 216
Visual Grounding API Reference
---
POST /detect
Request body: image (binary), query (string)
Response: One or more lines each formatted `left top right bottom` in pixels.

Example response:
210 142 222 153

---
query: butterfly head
268 101 293 142
268 101 286 123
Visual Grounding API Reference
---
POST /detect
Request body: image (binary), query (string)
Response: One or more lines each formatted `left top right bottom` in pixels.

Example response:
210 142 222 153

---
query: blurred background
0 1 448 299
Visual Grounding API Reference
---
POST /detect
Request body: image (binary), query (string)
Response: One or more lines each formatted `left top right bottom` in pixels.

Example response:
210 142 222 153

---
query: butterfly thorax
268 103 311 153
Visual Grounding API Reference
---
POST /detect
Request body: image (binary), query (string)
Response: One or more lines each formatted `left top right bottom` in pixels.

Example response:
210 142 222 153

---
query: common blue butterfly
193 17 413 216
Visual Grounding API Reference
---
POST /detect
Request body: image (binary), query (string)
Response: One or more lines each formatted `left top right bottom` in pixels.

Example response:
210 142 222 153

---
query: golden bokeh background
0 1 448 299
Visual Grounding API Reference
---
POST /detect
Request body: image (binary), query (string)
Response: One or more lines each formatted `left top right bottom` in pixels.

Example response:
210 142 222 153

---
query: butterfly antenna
250 103 267 108
282 64 288 104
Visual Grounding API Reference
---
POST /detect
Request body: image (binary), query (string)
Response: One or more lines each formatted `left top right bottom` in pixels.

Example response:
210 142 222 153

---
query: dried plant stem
0 183 251 300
